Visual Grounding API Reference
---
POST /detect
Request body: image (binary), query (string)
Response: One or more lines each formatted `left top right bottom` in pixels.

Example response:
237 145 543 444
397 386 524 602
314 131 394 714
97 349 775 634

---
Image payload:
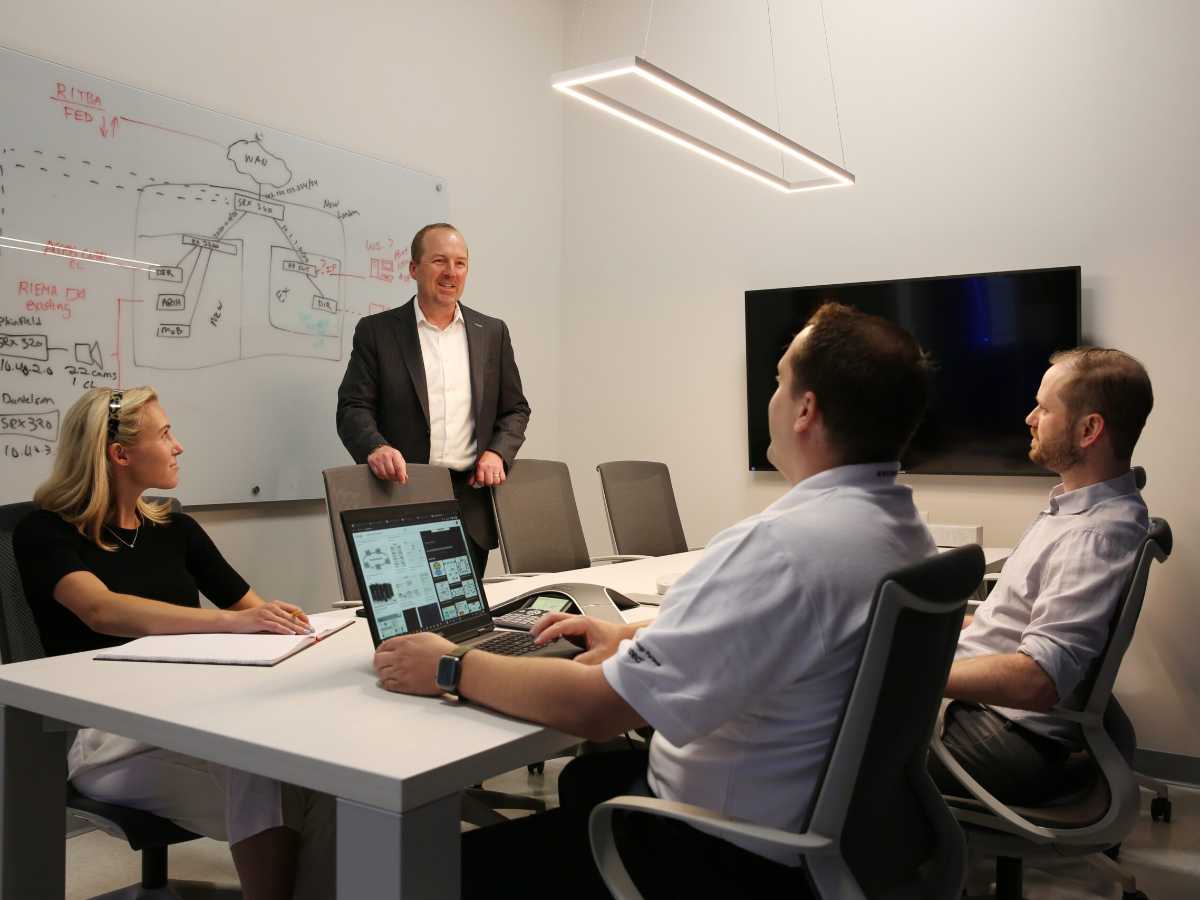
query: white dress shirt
602 463 936 864
415 300 476 471
956 471 1148 745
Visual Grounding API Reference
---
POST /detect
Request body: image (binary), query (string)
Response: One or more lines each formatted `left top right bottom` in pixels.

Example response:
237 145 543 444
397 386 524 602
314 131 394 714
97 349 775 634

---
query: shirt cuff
1016 635 1075 701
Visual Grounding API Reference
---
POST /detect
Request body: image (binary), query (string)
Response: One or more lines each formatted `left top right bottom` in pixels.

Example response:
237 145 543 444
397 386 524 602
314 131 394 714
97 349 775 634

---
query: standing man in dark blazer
336 223 531 575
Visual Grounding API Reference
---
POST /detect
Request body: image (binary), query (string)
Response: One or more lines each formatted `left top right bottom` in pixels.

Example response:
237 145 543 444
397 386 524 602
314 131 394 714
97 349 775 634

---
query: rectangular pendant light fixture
552 56 855 194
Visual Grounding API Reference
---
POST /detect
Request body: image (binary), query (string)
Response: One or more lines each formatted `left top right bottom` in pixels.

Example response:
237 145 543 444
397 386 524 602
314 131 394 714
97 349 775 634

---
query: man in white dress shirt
336 224 531 575
933 348 1154 804
373 302 937 899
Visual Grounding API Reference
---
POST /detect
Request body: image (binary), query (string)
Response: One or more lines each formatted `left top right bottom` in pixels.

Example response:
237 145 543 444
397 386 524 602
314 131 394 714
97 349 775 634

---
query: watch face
436 654 459 693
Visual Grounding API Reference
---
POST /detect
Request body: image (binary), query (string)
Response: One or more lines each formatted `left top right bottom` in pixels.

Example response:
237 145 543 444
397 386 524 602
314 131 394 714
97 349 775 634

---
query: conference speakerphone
492 582 638 630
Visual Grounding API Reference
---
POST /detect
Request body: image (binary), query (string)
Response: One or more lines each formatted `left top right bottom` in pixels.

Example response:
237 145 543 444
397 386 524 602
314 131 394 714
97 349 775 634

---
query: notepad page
95 611 355 666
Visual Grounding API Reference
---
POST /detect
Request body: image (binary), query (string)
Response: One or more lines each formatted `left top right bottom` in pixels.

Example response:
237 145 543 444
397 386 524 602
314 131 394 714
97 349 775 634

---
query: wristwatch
436 646 473 697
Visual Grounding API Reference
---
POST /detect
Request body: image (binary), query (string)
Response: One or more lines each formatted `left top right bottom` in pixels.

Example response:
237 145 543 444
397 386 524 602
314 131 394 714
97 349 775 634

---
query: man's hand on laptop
367 445 408 483
374 633 454 695
531 613 639 665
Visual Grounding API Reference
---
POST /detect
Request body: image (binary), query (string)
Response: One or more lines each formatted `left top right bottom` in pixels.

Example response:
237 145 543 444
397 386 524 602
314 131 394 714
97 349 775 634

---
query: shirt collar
793 461 901 493
1046 469 1139 515
414 297 464 331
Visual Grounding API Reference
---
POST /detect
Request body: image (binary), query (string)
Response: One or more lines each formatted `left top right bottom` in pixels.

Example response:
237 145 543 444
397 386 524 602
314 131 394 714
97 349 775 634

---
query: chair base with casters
1137 773 1172 823
970 850 1146 900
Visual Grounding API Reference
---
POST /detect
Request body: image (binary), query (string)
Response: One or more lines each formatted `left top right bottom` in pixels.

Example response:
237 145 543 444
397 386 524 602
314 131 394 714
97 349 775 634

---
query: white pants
70 730 336 897
70 729 284 844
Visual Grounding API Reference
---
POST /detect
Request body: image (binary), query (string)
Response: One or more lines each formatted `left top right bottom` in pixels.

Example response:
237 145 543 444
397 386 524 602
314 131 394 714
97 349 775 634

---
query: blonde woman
14 387 331 900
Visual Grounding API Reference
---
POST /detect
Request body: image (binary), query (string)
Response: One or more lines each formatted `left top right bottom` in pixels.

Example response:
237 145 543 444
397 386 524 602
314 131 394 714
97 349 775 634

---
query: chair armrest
590 555 650 565
588 794 833 898
930 729 1056 843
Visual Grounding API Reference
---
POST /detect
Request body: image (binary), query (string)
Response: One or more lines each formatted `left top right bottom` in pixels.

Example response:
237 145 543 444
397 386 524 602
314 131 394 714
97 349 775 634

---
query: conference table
0 552 700 899
0 545 1009 898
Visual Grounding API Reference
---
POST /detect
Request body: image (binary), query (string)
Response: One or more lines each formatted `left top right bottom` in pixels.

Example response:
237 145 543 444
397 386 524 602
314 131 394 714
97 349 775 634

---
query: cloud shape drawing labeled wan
227 139 293 188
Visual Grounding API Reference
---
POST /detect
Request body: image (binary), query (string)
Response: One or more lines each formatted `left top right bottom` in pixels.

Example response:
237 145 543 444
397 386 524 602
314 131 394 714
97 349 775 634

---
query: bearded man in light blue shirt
933 348 1154 805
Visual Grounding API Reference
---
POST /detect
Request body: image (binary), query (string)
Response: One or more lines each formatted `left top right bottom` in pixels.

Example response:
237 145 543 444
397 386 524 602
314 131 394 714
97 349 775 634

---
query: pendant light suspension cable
817 0 848 168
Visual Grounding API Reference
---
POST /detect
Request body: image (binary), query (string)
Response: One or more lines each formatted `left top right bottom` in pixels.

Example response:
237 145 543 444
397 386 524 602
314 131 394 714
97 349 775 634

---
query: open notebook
95 611 356 666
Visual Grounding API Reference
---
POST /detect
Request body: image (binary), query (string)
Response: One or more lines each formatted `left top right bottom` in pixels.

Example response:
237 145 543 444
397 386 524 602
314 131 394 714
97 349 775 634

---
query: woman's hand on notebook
375 632 456 695
226 601 313 636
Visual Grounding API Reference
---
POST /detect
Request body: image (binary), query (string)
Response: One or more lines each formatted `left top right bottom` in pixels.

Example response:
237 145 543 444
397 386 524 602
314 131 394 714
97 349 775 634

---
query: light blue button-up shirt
957 471 1148 745
602 462 936 863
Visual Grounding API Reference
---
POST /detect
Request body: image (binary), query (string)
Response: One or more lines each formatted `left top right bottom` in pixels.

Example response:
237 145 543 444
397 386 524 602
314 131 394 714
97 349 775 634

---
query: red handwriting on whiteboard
50 82 118 139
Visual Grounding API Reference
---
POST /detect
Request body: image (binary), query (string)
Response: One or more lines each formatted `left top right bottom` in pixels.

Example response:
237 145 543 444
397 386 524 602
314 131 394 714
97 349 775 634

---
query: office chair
322 463 460 608
933 517 1172 900
0 497 241 899
589 545 984 900
321 464 546 824
491 459 645 576
595 460 695 557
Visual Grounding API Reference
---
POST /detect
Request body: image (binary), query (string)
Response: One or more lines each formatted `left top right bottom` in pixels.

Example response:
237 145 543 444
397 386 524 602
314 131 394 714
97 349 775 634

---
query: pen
291 609 316 637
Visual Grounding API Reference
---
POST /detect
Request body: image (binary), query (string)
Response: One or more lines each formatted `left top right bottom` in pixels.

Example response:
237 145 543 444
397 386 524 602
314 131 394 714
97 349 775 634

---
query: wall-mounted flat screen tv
745 266 1081 475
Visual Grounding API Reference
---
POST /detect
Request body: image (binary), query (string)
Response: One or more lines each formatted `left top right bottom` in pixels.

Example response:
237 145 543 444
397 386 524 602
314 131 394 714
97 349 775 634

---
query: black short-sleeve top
13 509 250 657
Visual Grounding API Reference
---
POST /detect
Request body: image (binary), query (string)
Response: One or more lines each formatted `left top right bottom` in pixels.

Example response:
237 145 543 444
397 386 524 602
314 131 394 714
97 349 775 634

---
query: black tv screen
746 266 1081 475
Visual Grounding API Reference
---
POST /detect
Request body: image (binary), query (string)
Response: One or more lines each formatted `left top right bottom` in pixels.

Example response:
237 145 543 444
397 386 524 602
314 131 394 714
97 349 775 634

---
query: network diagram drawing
132 137 346 368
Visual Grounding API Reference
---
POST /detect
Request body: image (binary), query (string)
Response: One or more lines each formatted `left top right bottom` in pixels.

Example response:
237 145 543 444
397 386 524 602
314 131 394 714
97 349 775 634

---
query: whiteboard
0 46 447 504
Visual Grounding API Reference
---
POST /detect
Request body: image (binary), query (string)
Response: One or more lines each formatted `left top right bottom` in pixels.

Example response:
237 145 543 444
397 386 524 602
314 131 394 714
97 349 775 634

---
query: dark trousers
929 701 1072 806
462 750 814 900
449 469 492 577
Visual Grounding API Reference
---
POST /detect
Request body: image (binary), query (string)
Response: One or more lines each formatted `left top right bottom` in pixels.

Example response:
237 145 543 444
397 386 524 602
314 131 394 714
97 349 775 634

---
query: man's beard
1029 429 1083 472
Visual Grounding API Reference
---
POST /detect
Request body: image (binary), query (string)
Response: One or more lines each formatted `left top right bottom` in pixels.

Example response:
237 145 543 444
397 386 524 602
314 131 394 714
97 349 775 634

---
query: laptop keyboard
475 630 544 657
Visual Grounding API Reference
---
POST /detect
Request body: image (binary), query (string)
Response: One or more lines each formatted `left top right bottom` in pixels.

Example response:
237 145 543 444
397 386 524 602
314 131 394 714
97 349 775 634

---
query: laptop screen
342 503 489 642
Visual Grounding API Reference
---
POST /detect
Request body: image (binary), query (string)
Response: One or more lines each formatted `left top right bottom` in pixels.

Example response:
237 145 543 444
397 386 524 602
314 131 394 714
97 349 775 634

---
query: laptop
340 501 580 658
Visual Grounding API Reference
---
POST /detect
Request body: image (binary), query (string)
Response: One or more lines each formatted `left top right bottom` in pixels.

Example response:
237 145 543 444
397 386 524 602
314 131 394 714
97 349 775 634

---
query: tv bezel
744 265 1082 476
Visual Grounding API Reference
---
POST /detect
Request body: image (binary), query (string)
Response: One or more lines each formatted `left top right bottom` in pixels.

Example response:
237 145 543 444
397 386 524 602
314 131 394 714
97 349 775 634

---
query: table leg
337 793 461 899
1 705 67 898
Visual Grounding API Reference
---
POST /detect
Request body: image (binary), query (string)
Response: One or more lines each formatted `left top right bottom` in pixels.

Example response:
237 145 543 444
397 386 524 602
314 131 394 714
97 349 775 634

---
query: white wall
3 0 567 599
558 1 1200 756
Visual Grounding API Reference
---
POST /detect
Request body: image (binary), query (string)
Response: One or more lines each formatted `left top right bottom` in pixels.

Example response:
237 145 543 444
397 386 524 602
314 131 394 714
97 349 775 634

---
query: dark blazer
335 298 531 549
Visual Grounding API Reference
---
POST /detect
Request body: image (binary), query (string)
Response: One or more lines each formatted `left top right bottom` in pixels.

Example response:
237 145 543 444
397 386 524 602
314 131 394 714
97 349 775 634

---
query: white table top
0 614 580 814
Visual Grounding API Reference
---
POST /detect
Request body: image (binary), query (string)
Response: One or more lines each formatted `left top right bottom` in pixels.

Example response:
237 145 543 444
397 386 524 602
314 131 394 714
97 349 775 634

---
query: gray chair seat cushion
946 753 1110 829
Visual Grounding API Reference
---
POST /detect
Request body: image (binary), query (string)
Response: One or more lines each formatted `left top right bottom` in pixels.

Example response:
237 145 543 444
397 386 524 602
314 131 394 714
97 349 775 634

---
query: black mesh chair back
808 545 984 899
492 459 591 574
0 501 43 664
596 461 688 557
322 464 455 606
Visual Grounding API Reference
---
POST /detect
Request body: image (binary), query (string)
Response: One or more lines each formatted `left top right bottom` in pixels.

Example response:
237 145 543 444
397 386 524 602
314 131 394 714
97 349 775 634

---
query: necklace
106 520 140 549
